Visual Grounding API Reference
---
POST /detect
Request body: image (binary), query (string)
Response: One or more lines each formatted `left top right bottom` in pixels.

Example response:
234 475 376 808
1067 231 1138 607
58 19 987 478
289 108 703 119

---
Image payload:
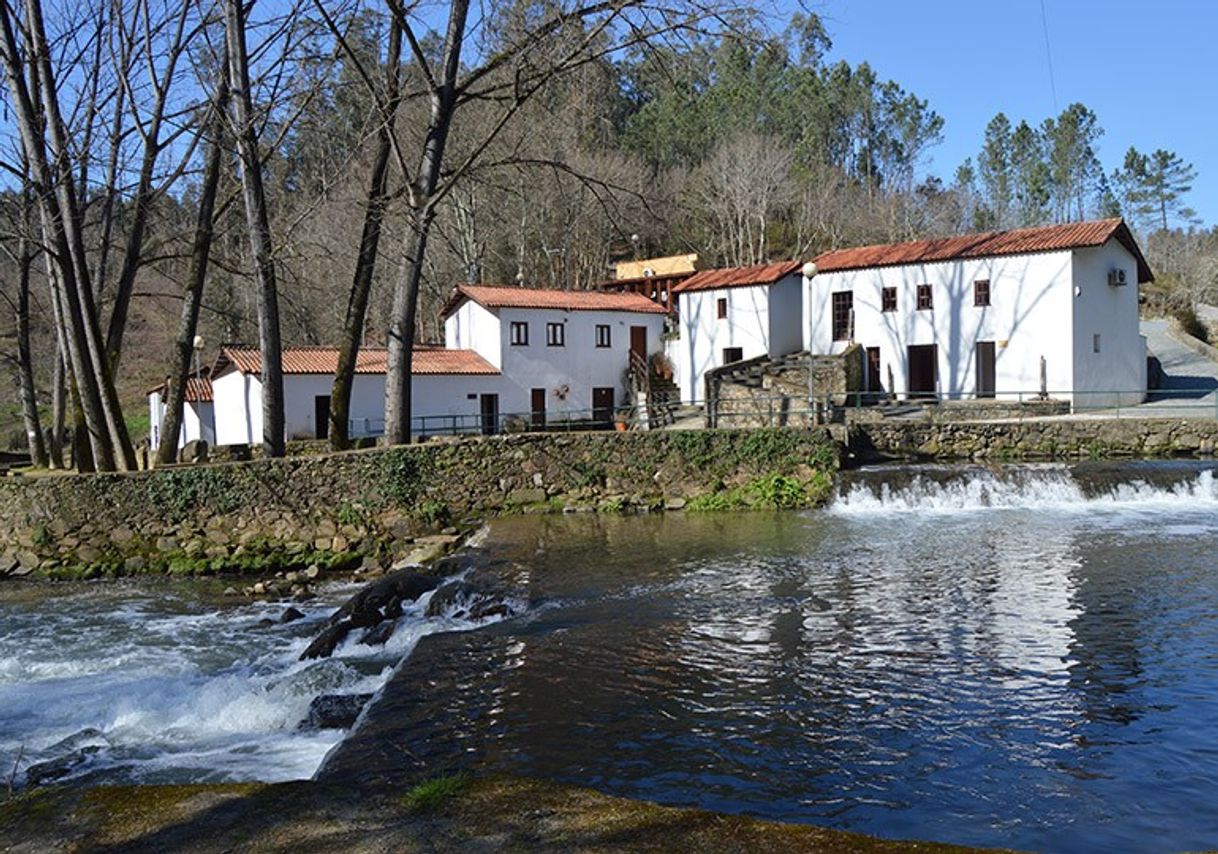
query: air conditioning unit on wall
1108 268 1128 287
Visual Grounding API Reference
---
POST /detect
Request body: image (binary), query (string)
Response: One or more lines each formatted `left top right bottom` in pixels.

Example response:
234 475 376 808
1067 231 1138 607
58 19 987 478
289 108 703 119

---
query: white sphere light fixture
192 334 206 351
801 261 818 279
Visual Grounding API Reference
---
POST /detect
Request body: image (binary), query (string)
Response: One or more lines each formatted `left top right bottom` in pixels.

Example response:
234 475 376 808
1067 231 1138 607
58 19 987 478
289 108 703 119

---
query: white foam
831 468 1218 516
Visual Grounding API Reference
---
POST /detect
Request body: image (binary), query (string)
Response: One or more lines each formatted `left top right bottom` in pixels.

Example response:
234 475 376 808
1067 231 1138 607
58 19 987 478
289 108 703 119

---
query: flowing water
0 579 491 787
322 461 1218 854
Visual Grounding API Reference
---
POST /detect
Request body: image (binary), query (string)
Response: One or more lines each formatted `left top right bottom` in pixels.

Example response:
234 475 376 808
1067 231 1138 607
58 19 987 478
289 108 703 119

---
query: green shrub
400 773 471 813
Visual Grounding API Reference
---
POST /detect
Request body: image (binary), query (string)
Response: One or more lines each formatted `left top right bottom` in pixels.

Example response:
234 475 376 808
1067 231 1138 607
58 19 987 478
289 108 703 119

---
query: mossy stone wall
0 429 839 578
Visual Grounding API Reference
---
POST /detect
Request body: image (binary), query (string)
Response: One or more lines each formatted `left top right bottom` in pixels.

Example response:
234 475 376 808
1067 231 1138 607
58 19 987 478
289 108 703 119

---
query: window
881 286 897 312
717 297 728 319
1093 333 1101 354
510 321 529 346
595 324 611 348
831 291 853 341
723 347 744 364
916 284 933 311
546 322 565 347
974 279 991 307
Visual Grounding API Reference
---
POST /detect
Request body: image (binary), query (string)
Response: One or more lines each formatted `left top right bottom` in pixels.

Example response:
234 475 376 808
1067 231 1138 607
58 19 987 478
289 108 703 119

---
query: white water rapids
832 464 1218 514
0 580 495 787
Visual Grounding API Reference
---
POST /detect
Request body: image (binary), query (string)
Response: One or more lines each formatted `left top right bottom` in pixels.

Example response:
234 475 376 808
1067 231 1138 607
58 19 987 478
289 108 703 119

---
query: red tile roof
814 218 1153 283
215 346 498 377
442 284 667 317
147 377 213 402
674 261 803 293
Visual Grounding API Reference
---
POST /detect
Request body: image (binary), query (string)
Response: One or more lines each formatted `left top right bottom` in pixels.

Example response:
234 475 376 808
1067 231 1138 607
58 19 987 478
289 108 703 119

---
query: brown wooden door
866 347 881 394
907 344 937 399
314 396 330 439
479 394 499 435
630 326 647 362
592 387 615 426
976 341 996 399
531 388 546 429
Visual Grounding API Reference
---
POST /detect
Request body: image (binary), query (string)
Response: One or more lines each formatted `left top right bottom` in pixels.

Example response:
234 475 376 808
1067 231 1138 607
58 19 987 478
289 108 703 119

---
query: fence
349 404 636 440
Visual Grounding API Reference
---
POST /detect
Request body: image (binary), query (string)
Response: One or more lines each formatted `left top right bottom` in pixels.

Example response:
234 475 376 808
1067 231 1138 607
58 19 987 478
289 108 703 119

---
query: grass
399 773 471 814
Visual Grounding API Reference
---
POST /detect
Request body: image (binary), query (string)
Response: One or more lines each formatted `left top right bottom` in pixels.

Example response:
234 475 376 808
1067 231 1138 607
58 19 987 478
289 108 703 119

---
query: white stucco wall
212 368 505 444
148 392 214 451
213 371 259 446
1070 242 1147 408
667 274 803 403
444 301 503 369
492 307 665 417
805 249 1078 400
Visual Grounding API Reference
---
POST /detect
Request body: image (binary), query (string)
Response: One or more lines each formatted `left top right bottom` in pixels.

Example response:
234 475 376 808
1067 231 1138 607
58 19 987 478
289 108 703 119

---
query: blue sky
801 0 1214 226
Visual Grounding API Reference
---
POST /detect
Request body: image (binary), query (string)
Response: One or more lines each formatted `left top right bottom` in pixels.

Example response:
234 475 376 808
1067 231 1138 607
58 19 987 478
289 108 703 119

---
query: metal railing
349 404 646 439
708 387 1218 425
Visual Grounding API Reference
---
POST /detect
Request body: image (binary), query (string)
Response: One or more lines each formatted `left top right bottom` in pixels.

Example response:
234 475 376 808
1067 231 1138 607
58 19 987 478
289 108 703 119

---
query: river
5 461 1218 852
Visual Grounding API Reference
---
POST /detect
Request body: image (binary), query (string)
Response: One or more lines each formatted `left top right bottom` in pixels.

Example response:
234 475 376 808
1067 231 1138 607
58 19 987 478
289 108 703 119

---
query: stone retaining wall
852 418 1218 461
0 429 838 578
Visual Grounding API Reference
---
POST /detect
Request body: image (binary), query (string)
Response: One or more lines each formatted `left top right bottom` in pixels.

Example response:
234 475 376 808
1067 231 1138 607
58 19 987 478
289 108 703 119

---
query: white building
148 377 215 452
666 261 804 402
804 218 1152 407
442 284 667 422
209 345 501 445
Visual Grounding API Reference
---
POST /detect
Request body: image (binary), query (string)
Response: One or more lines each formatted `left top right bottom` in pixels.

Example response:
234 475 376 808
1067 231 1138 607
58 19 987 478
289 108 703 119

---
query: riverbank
0 430 838 579
0 776 1001 853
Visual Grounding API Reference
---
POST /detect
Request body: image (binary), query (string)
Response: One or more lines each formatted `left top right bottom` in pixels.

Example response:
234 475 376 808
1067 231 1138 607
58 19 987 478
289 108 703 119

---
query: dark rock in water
358 620 397 646
301 570 443 660
299 693 374 730
425 581 478 618
327 571 439 629
253 618 276 629
426 577 515 622
280 607 306 624
24 745 103 786
300 619 353 660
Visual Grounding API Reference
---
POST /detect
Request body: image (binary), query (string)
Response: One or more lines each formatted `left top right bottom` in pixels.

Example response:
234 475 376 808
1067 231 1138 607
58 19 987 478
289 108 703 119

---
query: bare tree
224 0 285 456
156 54 230 466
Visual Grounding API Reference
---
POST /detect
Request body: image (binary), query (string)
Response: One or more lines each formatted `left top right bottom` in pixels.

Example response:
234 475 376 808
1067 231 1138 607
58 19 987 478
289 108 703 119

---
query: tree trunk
225 0 284 457
330 9 403 451
48 344 65 468
14 194 47 467
385 0 470 445
156 71 229 467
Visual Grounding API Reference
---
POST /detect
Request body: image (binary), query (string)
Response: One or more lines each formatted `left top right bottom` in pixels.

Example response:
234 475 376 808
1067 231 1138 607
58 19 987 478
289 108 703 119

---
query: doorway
866 347 881 395
975 341 996 399
907 344 938 399
630 326 647 364
479 393 499 435
592 387 615 427
314 395 330 439
530 388 546 430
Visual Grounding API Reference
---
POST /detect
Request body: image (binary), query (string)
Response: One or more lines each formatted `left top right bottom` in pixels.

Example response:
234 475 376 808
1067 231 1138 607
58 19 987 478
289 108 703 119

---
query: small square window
881 287 897 312
1093 333 1101 354
916 284 933 311
717 298 728 319
595 324 611 348
510 321 528 346
546 322 565 347
974 279 991 307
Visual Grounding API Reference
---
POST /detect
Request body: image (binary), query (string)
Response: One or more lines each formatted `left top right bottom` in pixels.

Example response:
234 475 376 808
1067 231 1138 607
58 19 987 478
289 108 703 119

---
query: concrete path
1138 319 1218 416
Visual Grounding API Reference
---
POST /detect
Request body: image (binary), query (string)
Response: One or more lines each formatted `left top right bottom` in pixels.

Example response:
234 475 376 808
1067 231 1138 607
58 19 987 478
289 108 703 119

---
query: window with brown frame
546 322 565 347
974 279 991 307
881 286 897 312
510 321 529 346
595 324 611 348
916 284 933 310
717 297 728 319
831 291 853 341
